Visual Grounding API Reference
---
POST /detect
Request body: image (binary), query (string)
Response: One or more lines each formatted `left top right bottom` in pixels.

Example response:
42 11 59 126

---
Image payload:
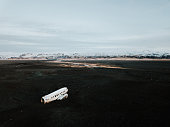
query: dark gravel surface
0 60 170 127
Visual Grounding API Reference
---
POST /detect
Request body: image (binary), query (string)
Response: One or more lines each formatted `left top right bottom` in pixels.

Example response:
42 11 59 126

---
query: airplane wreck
41 87 68 104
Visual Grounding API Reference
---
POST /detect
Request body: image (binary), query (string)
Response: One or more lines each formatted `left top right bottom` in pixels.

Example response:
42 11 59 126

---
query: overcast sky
0 0 170 55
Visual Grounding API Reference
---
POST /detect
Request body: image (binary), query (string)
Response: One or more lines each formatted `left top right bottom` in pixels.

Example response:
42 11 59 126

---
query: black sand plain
0 60 170 127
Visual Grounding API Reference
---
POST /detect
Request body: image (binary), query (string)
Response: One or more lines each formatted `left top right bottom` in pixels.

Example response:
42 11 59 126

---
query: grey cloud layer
0 0 170 54
0 20 170 54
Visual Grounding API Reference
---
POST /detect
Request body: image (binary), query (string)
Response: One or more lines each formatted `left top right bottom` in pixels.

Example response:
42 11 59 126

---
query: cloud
0 18 170 54
0 40 39 46
0 21 56 37
71 32 170 44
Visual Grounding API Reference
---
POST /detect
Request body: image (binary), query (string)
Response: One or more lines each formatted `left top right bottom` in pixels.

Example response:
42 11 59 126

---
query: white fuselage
41 87 68 104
